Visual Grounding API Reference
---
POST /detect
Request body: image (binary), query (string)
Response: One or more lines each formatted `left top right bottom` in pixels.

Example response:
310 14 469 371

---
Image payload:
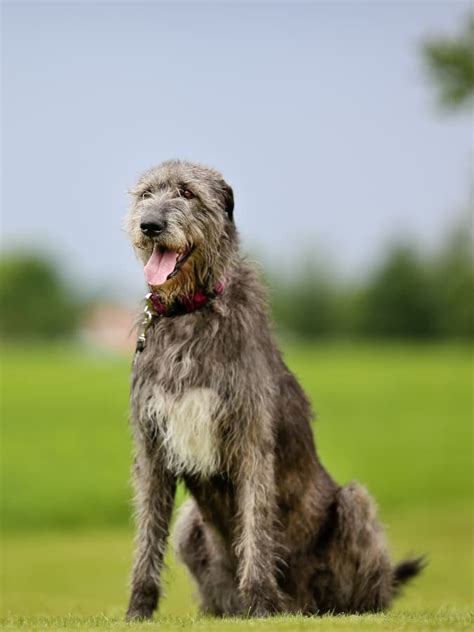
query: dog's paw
125 607 154 622
125 585 158 622
246 604 273 618
240 582 285 618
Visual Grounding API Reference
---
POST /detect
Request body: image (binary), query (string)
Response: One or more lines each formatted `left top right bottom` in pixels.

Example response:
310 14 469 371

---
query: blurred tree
423 14 474 109
0 252 80 339
268 255 340 340
272 275 337 339
421 14 473 339
431 220 474 338
267 231 473 341
361 245 438 338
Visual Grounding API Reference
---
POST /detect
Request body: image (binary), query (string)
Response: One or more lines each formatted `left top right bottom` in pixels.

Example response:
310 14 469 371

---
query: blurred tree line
0 220 472 341
269 220 473 340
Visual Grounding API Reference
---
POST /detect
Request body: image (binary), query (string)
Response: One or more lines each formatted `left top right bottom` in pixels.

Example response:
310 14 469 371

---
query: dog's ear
222 182 234 222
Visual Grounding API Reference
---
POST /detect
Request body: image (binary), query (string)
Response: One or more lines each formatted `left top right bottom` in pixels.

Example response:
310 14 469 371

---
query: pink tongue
144 246 179 286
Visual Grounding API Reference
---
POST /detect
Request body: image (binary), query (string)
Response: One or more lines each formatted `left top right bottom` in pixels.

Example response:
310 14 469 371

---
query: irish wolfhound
125 160 423 620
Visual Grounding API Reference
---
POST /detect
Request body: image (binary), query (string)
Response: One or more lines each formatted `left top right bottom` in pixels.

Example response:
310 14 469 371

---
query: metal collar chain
135 293 156 353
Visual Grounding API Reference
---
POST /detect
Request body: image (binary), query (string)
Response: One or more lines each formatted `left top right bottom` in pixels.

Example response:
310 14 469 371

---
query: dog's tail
393 556 426 592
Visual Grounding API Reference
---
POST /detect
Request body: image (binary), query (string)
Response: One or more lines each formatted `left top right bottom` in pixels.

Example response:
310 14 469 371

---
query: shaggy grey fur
125 160 422 620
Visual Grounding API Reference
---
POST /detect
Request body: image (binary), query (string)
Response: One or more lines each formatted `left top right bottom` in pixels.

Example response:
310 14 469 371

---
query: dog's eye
141 190 153 200
179 189 194 200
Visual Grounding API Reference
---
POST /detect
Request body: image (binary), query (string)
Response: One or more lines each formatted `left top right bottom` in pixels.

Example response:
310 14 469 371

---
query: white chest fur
146 387 221 477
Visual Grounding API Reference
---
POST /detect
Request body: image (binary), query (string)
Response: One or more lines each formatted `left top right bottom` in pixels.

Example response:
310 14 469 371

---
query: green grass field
1 343 472 631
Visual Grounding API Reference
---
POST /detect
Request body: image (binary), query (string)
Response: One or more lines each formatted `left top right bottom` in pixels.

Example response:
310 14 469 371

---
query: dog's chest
146 387 221 477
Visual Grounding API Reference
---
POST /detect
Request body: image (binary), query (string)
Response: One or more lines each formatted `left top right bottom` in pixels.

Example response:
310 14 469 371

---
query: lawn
1 343 472 631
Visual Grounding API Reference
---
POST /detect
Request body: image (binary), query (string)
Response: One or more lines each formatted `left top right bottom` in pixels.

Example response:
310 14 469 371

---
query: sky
1 1 471 300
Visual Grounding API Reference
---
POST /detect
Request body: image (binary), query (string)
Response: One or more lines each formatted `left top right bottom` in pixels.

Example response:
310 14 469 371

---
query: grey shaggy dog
125 160 423 620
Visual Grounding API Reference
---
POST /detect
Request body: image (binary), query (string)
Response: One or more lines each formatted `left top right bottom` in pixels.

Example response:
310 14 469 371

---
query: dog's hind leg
330 482 395 612
172 499 242 616
330 483 424 612
307 483 395 614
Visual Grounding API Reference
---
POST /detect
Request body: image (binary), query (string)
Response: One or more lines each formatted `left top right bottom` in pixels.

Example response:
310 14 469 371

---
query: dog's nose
140 219 166 236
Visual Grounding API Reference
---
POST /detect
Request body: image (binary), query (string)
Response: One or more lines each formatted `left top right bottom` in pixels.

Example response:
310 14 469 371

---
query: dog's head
127 160 237 304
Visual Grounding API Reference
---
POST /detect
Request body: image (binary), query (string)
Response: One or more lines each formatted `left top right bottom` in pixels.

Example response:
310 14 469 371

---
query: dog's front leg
126 442 176 621
234 446 285 617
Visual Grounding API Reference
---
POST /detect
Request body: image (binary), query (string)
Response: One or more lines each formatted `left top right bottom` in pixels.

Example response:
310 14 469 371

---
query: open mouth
144 245 193 287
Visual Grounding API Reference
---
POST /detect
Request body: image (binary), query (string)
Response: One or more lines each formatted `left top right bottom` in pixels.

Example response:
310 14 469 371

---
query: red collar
135 280 226 353
146 279 226 318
